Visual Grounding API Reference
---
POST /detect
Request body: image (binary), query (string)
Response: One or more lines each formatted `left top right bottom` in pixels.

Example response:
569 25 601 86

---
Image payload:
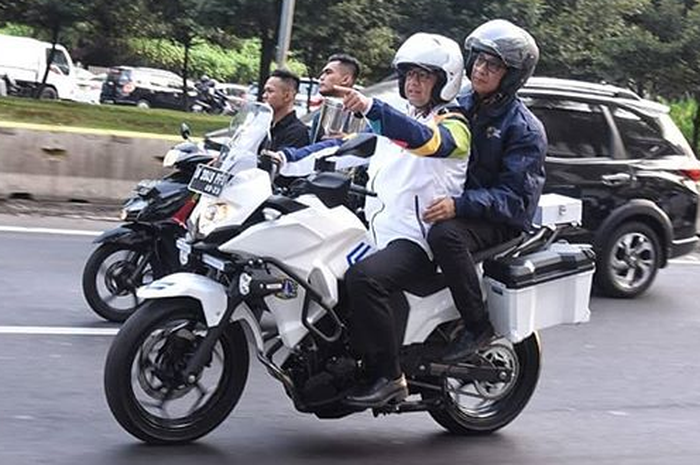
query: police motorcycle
104 101 595 444
82 124 221 322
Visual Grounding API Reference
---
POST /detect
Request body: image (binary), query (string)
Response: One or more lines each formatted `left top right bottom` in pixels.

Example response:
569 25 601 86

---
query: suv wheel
136 99 150 109
596 221 661 298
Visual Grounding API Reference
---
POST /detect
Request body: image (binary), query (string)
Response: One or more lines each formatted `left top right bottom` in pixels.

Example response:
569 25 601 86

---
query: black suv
100 66 194 111
362 76 700 298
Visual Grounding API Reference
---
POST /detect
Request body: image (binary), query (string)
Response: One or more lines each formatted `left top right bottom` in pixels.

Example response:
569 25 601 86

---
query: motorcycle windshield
218 102 273 175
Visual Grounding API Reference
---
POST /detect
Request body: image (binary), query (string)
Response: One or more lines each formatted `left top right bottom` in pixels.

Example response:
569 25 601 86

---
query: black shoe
344 375 408 408
442 322 494 363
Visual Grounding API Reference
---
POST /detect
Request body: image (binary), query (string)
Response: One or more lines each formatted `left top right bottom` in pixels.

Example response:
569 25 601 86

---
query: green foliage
0 22 34 37
668 97 699 151
125 37 306 85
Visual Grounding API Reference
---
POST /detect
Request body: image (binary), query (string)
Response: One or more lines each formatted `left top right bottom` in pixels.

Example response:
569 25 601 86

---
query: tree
72 0 153 66
204 0 282 100
293 0 401 82
146 0 214 110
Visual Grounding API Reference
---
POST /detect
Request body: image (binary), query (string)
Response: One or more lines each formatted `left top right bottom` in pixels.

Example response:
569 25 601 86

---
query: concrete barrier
0 122 181 203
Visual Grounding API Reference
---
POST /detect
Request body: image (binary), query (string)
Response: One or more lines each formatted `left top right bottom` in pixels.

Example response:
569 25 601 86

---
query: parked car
361 76 700 298
100 66 195 110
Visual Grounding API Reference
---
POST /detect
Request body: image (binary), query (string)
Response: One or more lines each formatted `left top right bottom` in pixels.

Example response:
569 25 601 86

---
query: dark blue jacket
455 91 547 231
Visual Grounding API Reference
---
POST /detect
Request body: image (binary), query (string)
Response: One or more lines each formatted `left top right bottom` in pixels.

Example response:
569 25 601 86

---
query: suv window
526 98 612 159
107 68 132 85
613 107 676 159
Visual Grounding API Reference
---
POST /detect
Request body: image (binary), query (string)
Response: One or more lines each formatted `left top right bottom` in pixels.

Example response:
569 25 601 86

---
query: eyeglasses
404 68 434 83
474 53 506 74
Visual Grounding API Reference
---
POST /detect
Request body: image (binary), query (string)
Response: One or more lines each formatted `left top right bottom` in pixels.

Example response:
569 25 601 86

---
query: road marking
1 226 699 263
0 225 101 236
669 258 700 265
0 326 118 336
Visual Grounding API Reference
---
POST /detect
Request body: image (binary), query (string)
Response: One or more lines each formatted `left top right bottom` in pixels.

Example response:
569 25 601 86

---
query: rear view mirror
335 134 377 158
180 123 191 140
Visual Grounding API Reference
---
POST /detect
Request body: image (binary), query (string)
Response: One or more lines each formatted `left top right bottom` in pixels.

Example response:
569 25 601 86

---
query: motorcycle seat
403 233 526 297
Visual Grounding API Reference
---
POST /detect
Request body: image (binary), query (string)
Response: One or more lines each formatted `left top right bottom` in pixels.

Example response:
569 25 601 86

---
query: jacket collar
458 90 515 121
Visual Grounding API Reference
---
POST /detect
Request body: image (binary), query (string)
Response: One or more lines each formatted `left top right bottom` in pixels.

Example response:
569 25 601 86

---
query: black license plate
188 164 231 197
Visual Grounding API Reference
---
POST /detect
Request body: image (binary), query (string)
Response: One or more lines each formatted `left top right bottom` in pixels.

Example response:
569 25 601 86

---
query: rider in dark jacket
455 88 546 232
425 19 547 363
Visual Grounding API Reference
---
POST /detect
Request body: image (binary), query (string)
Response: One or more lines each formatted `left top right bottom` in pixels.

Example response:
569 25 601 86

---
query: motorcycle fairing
137 272 264 352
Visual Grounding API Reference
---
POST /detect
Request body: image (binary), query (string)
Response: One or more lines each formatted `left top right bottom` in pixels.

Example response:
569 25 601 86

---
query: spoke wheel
423 333 541 435
82 243 159 322
597 221 661 298
104 298 249 444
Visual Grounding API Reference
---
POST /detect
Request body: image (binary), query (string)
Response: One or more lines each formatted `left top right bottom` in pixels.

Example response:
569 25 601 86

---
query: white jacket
364 107 468 255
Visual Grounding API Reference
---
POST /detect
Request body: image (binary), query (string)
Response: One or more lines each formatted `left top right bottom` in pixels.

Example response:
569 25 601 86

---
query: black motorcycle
191 76 236 115
81 125 218 322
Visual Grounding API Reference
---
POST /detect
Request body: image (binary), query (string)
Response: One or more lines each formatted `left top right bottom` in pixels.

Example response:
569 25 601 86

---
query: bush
668 97 698 153
125 37 307 85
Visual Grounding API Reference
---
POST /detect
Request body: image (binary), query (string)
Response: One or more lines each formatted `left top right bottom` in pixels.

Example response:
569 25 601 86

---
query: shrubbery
668 98 699 153
126 37 307 85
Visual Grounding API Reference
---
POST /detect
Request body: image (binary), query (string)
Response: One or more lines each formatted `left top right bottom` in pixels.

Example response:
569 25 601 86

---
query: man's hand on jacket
423 197 456 223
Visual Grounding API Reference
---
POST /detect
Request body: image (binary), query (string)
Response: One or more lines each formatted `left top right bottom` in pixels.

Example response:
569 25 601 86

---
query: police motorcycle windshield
188 101 274 238
217 101 273 175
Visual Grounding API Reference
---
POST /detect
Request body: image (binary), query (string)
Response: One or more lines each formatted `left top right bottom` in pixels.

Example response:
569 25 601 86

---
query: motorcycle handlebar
348 183 377 197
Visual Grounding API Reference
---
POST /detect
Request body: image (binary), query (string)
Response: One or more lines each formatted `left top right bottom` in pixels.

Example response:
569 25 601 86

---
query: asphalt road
1 213 699 465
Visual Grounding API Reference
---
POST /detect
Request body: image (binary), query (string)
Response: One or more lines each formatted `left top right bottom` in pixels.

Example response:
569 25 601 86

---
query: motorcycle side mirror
335 134 377 158
180 123 191 140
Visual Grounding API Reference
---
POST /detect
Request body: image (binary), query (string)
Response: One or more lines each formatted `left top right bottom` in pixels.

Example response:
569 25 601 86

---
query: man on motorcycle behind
426 20 547 363
268 32 471 408
310 53 362 142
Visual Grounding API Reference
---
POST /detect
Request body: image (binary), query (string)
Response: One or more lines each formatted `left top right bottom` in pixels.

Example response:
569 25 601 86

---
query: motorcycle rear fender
93 224 155 245
137 272 264 351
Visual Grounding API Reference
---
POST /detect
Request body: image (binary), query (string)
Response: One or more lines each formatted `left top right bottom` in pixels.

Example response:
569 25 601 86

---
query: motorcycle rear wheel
82 243 160 322
424 333 541 435
104 298 249 444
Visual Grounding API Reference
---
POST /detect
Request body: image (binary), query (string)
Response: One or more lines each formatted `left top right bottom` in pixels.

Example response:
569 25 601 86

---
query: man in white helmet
271 33 471 408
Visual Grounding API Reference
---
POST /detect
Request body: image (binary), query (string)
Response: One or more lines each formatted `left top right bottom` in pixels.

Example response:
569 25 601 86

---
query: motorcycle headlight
198 202 235 235
120 198 149 221
163 149 181 168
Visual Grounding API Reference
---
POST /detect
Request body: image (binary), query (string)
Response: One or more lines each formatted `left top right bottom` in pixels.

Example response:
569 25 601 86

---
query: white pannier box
483 242 594 343
533 193 583 227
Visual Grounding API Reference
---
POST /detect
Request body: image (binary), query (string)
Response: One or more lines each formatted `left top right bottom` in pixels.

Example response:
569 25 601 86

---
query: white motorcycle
104 102 595 444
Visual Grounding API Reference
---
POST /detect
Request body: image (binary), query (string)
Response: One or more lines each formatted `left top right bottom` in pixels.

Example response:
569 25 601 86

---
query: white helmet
392 33 464 104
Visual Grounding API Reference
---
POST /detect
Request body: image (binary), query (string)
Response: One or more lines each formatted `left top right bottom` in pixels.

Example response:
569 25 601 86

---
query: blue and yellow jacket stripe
366 99 470 160
282 98 471 163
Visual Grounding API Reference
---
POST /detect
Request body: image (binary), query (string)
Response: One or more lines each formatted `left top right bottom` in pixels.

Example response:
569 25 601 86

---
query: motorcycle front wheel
104 298 249 444
82 243 160 322
423 332 541 435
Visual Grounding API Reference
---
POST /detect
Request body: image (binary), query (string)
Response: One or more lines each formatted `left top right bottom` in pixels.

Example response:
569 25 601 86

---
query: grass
0 96 231 137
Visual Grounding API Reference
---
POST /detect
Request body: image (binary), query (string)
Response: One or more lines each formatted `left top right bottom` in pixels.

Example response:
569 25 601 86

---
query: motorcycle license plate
188 164 231 197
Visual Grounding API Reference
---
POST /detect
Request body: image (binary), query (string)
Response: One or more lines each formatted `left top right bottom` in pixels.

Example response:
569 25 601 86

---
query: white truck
0 34 77 100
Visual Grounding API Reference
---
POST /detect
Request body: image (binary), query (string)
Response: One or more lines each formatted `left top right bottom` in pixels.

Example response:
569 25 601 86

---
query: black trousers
345 239 435 379
427 218 518 326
